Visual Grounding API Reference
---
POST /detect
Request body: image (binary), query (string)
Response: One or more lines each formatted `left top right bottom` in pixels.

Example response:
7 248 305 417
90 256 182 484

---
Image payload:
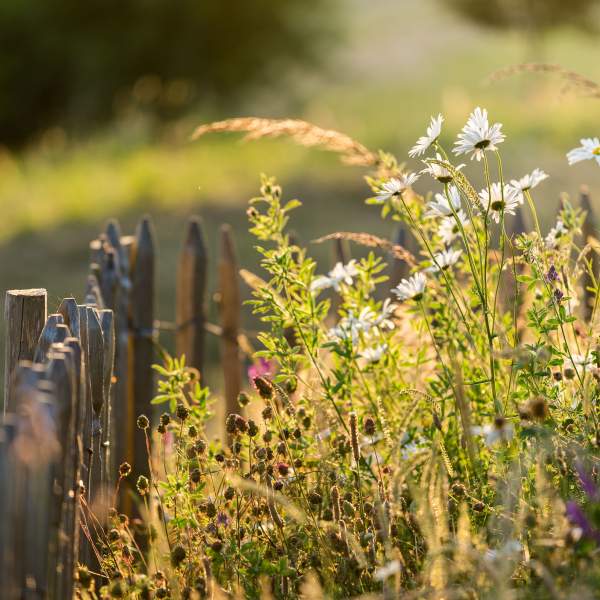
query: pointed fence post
3 288 47 414
218 225 241 434
130 217 155 484
177 217 208 379
581 187 598 322
99 309 115 492
33 314 69 363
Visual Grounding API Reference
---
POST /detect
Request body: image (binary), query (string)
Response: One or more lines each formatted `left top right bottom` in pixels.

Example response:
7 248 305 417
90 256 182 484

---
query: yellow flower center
593 146 600 156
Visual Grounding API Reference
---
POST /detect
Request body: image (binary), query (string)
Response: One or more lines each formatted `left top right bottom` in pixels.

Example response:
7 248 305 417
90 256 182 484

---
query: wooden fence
0 214 243 599
0 190 594 598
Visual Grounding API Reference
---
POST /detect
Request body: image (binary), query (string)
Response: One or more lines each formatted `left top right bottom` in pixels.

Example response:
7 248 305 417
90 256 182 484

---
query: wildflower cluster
88 110 600 599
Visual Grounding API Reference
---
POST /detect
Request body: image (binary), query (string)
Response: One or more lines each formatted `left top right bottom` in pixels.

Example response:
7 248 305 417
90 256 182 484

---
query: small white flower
374 559 402 581
567 137 600 166
484 540 523 563
409 114 444 157
422 153 465 183
425 185 462 218
439 209 469 245
392 272 427 302
478 182 520 223
428 248 462 272
545 219 567 248
454 107 505 161
310 260 358 293
374 173 420 204
373 298 397 331
329 310 373 343
568 353 595 372
472 417 514 447
509 169 549 203
360 343 388 364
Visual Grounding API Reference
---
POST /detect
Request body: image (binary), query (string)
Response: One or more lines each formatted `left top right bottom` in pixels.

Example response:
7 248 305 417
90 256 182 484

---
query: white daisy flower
454 107 505 161
422 153 465 184
439 209 469 245
372 298 397 331
310 260 358 293
425 185 462 218
374 173 420 204
360 344 388 364
329 310 372 343
392 272 427 302
428 248 462 272
409 114 444 158
545 219 567 248
374 560 402 581
567 137 600 166
472 417 514 447
478 182 520 223
568 353 595 372
509 168 548 197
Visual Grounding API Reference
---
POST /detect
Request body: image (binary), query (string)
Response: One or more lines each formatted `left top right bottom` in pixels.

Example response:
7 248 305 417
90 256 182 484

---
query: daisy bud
136 415 149 430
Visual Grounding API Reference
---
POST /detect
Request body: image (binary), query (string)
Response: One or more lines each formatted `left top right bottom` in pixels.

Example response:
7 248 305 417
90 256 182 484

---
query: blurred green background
2 0 600 389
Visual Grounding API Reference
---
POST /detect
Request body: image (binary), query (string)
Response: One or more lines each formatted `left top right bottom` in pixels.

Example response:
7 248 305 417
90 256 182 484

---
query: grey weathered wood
3 288 47 414
176 216 208 379
34 315 69 363
219 225 241 429
389 225 416 288
84 274 104 309
131 217 155 481
581 188 598 322
86 307 105 510
57 297 81 340
99 309 115 492
111 234 133 482
46 350 77 600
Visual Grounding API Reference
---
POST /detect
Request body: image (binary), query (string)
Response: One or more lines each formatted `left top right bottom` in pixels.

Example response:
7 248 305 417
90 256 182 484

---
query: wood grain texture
33 314 69 363
3 288 47 414
218 225 241 430
176 216 208 378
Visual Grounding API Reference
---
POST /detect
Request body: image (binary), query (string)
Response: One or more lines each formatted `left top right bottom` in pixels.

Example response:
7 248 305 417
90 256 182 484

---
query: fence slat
218 225 241 432
580 187 598 321
177 216 208 379
3 288 47 414
99 309 115 491
131 217 155 482
34 315 70 363
58 297 81 340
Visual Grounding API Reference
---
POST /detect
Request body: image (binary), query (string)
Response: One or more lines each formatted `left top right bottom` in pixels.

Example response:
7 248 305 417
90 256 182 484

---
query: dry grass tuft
192 117 378 166
312 231 417 266
487 63 600 99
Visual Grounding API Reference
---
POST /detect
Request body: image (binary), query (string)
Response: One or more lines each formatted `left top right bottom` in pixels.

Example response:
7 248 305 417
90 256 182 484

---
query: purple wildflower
553 289 564 302
576 462 599 501
247 358 273 384
546 265 559 282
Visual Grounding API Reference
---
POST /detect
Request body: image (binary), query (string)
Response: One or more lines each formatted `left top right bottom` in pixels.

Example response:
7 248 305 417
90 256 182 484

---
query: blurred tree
0 0 338 146
442 0 599 49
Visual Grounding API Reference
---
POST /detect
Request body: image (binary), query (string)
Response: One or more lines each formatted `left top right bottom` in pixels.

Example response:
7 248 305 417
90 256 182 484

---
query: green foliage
0 0 338 145
82 113 600 599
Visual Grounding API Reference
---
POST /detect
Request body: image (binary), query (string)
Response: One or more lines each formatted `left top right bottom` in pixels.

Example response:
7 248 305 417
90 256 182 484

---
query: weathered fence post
3 288 47 414
99 309 115 493
218 225 241 432
580 187 598 322
33 314 69 363
130 217 155 482
177 216 208 379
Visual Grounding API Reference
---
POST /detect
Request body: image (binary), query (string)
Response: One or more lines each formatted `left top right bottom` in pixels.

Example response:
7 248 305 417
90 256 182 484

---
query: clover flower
374 173 420 204
567 137 600 166
392 272 427 301
425 185 462 218
454 107 505 161
310 260 358 292
439 209 469 245
478 182 520 223
409 114 443 157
